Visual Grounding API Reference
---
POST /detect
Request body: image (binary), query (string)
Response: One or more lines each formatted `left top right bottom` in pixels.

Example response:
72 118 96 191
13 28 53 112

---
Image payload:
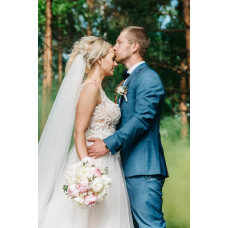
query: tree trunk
184 0 190 89
179 61 188 137
42 0 53 132
43 0 53 89
86 0 95 35
87 24 92 36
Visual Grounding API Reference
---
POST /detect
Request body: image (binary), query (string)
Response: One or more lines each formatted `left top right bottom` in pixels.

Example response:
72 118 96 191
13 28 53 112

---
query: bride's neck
87 67 104 87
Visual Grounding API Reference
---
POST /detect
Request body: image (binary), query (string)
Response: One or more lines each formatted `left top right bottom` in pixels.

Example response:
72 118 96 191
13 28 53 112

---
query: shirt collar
127 61 145 74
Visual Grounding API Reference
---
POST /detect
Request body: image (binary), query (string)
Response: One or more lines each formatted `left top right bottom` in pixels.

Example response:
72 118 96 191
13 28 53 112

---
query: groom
87 26 168 228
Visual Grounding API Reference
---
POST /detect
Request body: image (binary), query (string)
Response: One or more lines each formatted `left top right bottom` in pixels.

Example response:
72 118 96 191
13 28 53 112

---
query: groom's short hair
121 26 150 58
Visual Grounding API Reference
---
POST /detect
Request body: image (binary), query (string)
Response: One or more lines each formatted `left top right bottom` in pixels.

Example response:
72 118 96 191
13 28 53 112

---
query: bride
38 36 134 228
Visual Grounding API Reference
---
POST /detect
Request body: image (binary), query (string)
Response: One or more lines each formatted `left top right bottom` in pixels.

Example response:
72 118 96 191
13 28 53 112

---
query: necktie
121 70 130 80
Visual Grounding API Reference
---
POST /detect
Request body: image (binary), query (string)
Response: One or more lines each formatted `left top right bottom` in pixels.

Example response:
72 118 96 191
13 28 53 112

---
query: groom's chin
116 59 122 64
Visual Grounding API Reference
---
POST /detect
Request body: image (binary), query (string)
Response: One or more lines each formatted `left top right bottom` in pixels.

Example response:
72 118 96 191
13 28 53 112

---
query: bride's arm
73 82 101 160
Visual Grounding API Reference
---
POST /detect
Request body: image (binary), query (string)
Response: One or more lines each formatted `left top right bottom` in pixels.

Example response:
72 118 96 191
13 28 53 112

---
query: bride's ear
97 58 102 65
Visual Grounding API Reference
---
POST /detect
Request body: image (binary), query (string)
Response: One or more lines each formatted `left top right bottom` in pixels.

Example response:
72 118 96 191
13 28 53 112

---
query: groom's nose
113 43 117 51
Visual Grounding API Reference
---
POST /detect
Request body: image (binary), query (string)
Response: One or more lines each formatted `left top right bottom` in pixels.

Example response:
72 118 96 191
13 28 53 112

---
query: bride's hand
79 156 95 161
87 137 109 159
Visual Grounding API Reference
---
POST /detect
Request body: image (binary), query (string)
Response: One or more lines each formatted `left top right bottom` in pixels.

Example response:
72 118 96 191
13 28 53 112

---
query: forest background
38 0 190 227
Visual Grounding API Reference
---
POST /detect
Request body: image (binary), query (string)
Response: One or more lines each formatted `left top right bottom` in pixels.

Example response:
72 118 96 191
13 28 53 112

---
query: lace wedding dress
39 82 134 228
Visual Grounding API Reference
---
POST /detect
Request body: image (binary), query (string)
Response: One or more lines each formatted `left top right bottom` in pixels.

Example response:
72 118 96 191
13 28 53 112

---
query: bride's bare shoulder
81 80 100 94
78 80 101 104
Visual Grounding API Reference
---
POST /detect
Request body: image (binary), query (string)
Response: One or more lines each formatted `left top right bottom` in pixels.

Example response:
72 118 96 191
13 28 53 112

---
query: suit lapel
125 63 147 87
119 63 147 106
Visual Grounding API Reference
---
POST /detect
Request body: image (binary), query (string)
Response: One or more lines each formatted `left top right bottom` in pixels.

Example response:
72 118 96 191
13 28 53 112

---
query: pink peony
76 179 90 193
94 168 102 177
67 184 79 197
84 194 97 206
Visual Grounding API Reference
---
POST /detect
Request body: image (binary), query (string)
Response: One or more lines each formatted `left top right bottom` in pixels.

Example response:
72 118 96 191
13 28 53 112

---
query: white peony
92 178 104 193
65 164 79 184
102 175 112 185
65 171 76 185
75 167 93 179
73 195 84 205
97 188 107 201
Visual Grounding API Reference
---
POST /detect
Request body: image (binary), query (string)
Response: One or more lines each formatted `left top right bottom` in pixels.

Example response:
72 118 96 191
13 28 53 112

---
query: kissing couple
39 26 168 228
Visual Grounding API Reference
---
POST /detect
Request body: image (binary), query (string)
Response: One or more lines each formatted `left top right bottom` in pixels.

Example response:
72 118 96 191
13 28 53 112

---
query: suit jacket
104 63 168 178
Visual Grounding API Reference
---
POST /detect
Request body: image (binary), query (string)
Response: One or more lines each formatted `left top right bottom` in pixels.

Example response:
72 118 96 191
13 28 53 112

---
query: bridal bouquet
63 157 112 207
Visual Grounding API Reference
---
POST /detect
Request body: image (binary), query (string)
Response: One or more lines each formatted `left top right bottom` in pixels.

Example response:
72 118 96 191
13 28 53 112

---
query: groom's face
113 31 133 64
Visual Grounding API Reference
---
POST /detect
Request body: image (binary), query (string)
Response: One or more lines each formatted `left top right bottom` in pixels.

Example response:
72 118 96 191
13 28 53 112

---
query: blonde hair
122 26 150 58
65 36 112 73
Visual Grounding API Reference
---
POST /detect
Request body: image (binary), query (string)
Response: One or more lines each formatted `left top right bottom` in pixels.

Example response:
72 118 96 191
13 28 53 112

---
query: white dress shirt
123 61 145 85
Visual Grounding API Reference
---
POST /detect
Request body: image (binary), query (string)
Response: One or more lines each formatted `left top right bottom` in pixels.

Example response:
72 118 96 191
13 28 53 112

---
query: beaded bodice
76 82 121 140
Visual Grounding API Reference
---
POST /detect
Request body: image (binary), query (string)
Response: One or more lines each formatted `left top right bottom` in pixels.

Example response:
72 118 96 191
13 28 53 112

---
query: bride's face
100 48 117 77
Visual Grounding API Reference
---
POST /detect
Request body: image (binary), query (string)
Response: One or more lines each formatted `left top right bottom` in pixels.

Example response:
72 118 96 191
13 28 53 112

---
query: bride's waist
85 129 115 141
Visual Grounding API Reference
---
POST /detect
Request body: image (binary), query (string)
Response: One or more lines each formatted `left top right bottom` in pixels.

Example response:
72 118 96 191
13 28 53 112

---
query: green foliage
38 0 46 33
63 185 68 192
160 117 190 228
38 79 60 138
162 137 190 228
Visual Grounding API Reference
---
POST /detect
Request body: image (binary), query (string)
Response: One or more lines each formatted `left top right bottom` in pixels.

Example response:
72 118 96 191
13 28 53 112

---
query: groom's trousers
125 175 166 228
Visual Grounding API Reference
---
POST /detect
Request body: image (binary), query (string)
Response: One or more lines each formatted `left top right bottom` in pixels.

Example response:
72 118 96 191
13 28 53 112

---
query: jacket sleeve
104 73 165 155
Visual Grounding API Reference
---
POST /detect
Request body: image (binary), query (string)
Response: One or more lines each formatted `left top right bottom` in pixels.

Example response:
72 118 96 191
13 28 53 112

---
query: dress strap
79 80 102 92
92 79 104 92
89 79 106 98
75 79 105 104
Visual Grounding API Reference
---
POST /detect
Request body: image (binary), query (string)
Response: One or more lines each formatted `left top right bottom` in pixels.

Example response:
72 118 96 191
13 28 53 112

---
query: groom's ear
131 42 140 54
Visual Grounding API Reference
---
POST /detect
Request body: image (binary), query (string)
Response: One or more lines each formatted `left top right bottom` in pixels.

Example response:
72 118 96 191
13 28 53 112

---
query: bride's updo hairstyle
65 36 112 74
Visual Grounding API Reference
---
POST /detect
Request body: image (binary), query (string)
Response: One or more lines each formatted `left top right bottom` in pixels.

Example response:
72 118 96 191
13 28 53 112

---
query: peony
92 178 104 193
84 194 97 207
73 195 84 205
76 179 90 193
76 167 93 179
65 164 79 184
94 168 102 177
65 172 76 185
67 184 79 197
97 188 107 201
101 175 112 187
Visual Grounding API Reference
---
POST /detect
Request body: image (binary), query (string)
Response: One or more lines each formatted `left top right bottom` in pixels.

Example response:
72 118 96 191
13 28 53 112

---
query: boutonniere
116 85 128 102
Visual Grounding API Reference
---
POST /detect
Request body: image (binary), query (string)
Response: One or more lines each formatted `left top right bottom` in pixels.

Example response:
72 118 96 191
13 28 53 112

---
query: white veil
38 55 86 215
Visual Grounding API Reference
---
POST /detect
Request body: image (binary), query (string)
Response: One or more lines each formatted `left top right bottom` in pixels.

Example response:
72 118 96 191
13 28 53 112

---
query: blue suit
104 63 168 228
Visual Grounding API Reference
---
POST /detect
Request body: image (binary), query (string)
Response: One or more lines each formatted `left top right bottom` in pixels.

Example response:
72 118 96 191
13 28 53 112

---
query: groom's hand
87 137 109 159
